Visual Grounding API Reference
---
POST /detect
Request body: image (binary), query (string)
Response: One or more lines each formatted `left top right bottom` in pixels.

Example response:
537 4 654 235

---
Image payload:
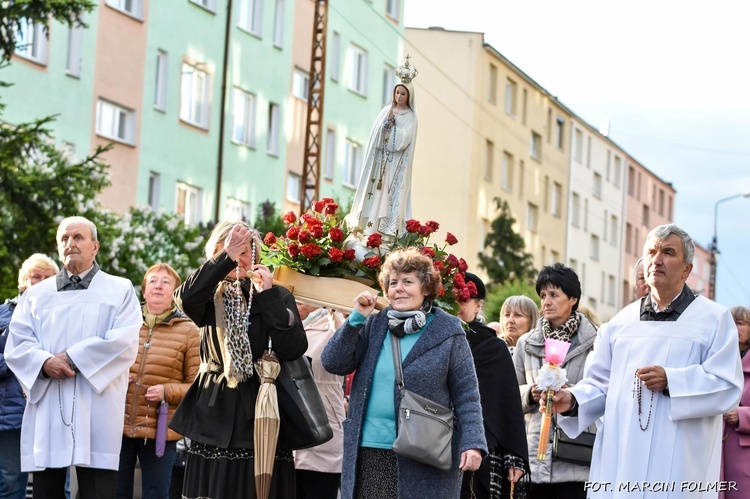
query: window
324 128 336 180
658 189 665 216
176 182 203 226
504 78 517 116
330 32 340 82
571 192 580 228
590 235 600 261
625 222 633 253
555 116 565 150
488 64 497 104
14 19 47 64
530 131 541 160
606 151 611 182
180 63 210 129
608 275 616 306
106 0 143 18
586 136 592 168
347 45 368 95
600 272 606 303
518 160 525 198
96 99 135 144
191 0 216 11
231 88 256 147
610 215 618 246
521 88 528 125
584 198 589 231
593 172 602 199
484 140 494 181
642 204 649 227
546 108 552 143
382 64 396 106
628 166 636 196
154 50 168 111
668 195 673 219
267 103 280 155
603 209 608 241
226 198 251 221
637 171 642 199
344 140 362 187
286 173 301 203
574 129 583 163
552 182 562 217
148 172 160 210
238 0 263 36
614 156 622 187
66 23 84 77
502 152 514 192
272 0 285 47
526 203 538 232
292 68 310 102
581 263 587 294
386 0 400 21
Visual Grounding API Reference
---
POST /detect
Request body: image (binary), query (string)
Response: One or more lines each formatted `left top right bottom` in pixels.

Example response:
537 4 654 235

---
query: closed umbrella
254 348 281 499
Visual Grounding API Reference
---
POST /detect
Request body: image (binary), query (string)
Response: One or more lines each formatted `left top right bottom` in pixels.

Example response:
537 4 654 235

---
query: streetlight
709 191 750 301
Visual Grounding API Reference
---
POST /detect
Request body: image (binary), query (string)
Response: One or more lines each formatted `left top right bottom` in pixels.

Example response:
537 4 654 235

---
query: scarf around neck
541 313 580 344
387 300 432 338
142 304 175 329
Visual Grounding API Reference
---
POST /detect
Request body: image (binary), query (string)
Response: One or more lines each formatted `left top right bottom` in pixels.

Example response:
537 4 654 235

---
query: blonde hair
731 306 750 325
204 220 262 263
18 254 59 292
500 295 539 334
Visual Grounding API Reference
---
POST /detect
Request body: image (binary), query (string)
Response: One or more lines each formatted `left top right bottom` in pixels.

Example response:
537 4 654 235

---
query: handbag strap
390 334 405 392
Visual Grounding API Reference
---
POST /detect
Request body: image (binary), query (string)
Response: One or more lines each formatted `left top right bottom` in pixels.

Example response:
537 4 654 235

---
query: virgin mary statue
344 56 418 241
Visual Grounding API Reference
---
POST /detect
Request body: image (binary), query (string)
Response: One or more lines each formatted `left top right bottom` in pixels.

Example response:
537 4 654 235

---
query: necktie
70 275 82 289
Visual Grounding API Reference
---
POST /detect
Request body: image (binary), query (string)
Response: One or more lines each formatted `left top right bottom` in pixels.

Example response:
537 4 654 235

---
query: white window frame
238 0 263 37
292 68 310 102
574 129 583 163
505 78 517 116
180 62 210 129
590 234 600 261
176 182 203 226
344 140 362 188
530 131 541 160
286 173 302 203
330 32 341 82
347 44 368 96
272 0 285 48
106 0 143 19
154 50 169 111
382 64 396 106
96 99 136 145
324 128 336 180
190 0 216 12
526 203 538 233
231 88 257 148
267 102 280 156
501 152 513 192
14 19 47 64
593 172 602 199
226 198 251 221
65 23 84 77
148 172 161 210
386 0 400 21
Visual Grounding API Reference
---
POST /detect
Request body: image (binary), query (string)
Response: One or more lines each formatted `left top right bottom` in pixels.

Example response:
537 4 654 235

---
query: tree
482 279 540 325
477 198 536 286
253 200 286 237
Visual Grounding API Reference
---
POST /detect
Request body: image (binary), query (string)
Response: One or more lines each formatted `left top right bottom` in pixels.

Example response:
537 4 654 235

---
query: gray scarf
387 300 432 338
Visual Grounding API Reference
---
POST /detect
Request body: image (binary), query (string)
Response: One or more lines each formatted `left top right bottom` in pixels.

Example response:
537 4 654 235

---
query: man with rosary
546 224 743 498
6 216 141 498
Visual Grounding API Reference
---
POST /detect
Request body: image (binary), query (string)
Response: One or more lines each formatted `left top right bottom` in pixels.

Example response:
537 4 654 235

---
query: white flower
536 363 568 391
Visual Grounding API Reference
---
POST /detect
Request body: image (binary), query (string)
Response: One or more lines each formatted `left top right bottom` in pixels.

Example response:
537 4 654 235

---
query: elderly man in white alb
547 224 743 499
6 216 141 499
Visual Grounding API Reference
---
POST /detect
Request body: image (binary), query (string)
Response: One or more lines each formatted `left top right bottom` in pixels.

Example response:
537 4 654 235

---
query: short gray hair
57 216 98 241
633 257 644 279
644 224 694 264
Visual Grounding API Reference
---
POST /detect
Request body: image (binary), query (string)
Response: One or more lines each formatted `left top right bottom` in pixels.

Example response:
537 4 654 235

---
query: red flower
298 230 311 243
438 283 445 297
312 201 326 213
363 256 382 269
343 249 356 260
417 225 433 236
324 202 339 215
465 281 478 298
329 227 344 243
456 287 471 302
288 243 300 258
421 247 435 258
310 224 324 238
321 197 335 205
300 243 322 259
426 220 440 232
453 272 466 288
282 211 297 224
445 232 458 245
263 232 276 245
328 247 344 263
446 254 460 269
458 258 468 273
405 219 421 233
304 215 323 226
367 233 382 248
433 260 445 272
286 226 300 241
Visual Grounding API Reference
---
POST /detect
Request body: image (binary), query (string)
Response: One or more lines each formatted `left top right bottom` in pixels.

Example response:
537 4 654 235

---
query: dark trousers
295 469 341 499
33 467 117 499
116 436 177 499
529 481 587 499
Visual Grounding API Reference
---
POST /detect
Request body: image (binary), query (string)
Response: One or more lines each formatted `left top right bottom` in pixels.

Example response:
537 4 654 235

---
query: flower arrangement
536 338 571 460
261 198 476 314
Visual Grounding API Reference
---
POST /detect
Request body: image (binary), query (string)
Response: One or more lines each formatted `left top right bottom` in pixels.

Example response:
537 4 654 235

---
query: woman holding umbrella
169 221 308 499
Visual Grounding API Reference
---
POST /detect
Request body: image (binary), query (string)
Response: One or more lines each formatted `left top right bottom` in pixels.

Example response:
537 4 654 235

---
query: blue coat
0 297 25 432
322 308 487 499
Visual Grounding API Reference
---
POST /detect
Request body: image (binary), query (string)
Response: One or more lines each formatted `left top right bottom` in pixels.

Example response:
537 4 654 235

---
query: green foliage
253 200 286 237
483 279 540 325
477 198 536 286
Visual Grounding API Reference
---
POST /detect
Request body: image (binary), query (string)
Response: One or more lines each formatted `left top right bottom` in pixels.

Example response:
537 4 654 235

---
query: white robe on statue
5 270 141 471
345 82 417 239
559 296 743 499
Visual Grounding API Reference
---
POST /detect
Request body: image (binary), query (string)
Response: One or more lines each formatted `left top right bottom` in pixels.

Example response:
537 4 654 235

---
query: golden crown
394 54 418 84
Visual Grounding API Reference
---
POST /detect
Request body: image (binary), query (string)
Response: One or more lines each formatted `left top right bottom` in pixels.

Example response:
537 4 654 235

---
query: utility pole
709 191 750 301
300 0 329 215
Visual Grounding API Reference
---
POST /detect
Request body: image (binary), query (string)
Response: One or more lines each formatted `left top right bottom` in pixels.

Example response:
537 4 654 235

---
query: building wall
687 242 711 297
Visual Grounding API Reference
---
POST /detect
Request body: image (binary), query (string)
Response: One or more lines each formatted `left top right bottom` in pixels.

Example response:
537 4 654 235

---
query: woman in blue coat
322 248 487 498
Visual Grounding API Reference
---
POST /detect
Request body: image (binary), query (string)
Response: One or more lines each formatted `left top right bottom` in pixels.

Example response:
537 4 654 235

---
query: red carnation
282 211 297 224
446 254 460 269
312 201 326 213
343 249 356 260
445 232 458 245
426 220 440 232
458 258 468 273
433 260 445 272
328 247 344 263
286 226 300 241
453 272 466 288
298 229 311 243
465 281 478 298
363 256 382 269
421 247 435 258
300 243 322 259
263 232 276 245
310 224 324 238
288 243 300 258
329 227 344 243
405 219 421 233
324 202 339 215
367 233 382 248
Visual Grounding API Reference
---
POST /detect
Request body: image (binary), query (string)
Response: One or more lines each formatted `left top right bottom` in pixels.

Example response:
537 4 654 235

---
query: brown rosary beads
632 370 655 431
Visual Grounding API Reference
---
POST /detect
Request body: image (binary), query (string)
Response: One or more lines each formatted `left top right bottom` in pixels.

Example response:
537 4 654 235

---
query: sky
404 0 750 308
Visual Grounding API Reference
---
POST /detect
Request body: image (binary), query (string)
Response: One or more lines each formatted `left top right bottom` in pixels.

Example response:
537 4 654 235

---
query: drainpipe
214 0 233 221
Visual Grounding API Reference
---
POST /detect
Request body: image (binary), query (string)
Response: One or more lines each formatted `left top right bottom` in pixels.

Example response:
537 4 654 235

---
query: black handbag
275 355 334 450
550 417 595 466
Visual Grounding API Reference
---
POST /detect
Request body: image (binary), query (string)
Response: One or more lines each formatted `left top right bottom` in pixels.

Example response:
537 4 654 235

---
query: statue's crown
394 54 418 84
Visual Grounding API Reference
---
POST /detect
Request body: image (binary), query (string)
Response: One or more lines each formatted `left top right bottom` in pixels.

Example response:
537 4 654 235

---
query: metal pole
709 192 750 301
